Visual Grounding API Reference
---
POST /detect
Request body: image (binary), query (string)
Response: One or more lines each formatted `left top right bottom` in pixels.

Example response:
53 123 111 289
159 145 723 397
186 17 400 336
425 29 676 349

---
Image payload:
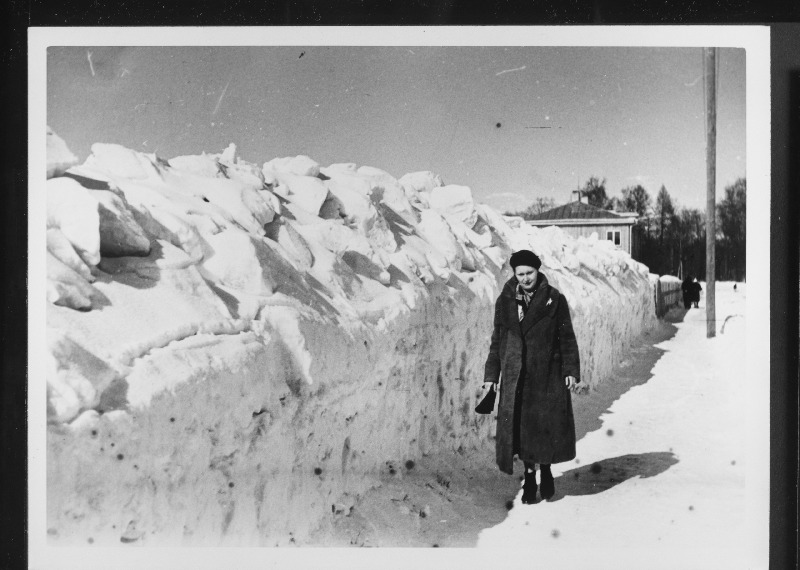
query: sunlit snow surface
478 285 747 570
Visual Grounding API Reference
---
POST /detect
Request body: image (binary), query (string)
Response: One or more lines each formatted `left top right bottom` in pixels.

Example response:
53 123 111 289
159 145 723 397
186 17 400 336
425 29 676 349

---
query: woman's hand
564 376 578 390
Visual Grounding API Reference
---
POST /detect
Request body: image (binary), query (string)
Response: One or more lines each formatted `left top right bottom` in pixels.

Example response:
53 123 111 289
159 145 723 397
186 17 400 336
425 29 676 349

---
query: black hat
509 249 541 270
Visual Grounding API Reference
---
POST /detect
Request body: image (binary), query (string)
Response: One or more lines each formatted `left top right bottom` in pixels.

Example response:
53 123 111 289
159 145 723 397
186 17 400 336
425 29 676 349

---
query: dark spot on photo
590 463 602 474
496 122 502 128
505 500 514 510
606 429 614 436
88 537 94 544
389 468 396 475
91 430 97 436
551 529 560 538
731 460 736 465
117 453 124 460
170 417 175 422
405 460 415 470
314 467 322 475
432 543 439 548
228 482 234 488
689 505 694 511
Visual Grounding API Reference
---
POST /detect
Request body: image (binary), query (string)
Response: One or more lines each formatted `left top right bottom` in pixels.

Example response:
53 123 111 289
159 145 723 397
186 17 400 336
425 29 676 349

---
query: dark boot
521 468 538 504
540 464 555 500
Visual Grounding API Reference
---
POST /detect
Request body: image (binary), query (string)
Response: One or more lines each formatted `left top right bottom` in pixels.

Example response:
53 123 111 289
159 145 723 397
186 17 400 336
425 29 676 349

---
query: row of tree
507 177 746 281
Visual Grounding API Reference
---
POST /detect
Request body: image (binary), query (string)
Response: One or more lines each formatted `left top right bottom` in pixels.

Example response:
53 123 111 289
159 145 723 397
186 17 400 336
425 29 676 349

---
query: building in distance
526 196 641 259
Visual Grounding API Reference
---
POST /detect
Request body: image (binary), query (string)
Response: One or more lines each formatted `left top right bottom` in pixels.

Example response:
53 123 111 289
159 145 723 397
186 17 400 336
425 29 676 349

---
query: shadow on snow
547 451 678 502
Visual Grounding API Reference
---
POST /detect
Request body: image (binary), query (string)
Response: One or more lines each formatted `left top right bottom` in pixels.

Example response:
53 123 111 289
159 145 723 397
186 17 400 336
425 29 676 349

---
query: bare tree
505 196 558 219
579 176 612 209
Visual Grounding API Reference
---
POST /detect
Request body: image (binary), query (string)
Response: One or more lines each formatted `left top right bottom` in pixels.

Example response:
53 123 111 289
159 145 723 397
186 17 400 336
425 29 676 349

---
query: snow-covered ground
41 129 656 548
479 283 748 569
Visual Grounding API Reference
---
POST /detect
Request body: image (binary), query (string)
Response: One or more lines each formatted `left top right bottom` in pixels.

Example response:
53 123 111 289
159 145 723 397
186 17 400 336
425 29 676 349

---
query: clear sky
47 46 745 213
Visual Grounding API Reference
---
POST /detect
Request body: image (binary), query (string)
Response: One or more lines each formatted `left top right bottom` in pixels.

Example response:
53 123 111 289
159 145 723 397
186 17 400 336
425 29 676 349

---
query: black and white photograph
28 26 770 569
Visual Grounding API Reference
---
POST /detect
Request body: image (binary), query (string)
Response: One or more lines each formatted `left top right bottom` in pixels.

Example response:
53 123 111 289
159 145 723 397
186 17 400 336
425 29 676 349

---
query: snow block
90 189 152 257
200 228 275 296
263 155 321 178
356 166 415 217
428 184 478 228
273 173 329 217
46 252 103 311
168 153 221 178
398 170 444 194
219 146 268 191
47 329 121 423
46 127 79 179
47 228 95 283
84 143 163 181
417 209 462 272
323 175 376 229
47 177 101 267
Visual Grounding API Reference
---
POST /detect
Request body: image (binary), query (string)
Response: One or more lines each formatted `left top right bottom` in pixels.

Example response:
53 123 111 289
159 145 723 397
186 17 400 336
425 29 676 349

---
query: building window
606 230 621 245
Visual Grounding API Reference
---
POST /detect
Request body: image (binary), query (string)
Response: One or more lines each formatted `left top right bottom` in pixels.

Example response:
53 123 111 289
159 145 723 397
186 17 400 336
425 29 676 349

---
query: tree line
506 176 746 281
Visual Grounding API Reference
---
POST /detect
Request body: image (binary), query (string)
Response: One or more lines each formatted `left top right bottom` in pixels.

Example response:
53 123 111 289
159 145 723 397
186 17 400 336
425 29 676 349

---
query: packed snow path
311 284 749 567
478 284 747 568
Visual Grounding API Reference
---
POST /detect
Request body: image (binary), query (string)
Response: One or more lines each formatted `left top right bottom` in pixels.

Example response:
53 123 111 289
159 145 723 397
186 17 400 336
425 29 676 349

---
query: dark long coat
483 273 581 474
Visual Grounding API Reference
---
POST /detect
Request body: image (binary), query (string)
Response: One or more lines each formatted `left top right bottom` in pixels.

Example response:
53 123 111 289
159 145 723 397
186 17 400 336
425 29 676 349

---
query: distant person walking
681 276 694 310
481 249 581 504
690 278 702 308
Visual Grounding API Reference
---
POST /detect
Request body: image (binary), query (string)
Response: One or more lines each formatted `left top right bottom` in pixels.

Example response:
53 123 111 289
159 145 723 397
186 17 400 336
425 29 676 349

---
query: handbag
475 384 496 414
569 382 589 395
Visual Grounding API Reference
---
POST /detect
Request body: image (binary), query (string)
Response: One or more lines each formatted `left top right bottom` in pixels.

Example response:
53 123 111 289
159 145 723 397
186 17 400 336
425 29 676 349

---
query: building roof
527 200 631 221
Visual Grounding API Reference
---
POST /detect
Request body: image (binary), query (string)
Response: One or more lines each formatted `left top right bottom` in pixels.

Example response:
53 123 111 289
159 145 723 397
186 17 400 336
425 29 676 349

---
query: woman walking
481 249 581 504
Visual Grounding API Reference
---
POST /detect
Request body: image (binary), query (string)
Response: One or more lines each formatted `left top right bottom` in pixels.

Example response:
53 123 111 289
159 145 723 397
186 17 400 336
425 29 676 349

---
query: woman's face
514 265 538 292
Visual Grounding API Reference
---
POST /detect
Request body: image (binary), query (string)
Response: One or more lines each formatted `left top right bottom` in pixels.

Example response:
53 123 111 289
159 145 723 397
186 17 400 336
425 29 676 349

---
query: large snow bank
44 129 655 545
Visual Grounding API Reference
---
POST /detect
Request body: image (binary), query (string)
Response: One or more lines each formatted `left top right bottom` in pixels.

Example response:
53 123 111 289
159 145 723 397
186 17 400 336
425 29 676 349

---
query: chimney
572 189 582 203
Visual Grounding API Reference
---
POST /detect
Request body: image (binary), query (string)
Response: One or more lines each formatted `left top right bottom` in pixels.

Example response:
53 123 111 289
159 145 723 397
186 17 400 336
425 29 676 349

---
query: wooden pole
704 47 717 338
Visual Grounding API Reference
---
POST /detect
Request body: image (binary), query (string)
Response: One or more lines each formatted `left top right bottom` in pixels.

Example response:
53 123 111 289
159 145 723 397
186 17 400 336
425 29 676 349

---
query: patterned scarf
515 283 535 322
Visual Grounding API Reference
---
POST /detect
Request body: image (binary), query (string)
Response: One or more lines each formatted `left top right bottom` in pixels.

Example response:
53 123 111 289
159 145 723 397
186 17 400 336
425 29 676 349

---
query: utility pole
704 47 717 338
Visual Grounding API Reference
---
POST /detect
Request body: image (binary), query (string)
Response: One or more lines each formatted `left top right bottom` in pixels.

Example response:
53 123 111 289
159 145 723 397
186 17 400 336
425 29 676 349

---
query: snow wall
44 130 655 545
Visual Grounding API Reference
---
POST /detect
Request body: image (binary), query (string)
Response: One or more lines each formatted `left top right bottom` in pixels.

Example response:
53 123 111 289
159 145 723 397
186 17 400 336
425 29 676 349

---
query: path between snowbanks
44 130 655 545
310 284 748 565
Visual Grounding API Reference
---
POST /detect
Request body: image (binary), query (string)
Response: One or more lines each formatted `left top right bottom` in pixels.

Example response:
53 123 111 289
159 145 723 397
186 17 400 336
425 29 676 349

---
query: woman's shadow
545 451 678 502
